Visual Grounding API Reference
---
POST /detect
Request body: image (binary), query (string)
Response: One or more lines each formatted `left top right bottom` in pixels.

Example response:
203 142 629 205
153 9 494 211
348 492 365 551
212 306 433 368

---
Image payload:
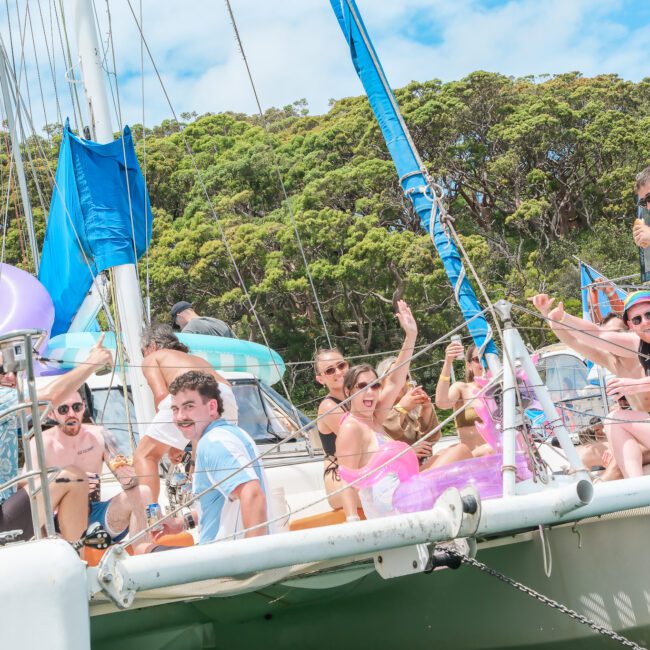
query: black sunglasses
630 311 650 327
57 402 84 416
639 192 650 209
320 361 348 376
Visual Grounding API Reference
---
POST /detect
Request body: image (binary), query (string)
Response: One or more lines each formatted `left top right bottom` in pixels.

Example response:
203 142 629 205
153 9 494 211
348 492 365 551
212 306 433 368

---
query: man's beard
60 419 82 437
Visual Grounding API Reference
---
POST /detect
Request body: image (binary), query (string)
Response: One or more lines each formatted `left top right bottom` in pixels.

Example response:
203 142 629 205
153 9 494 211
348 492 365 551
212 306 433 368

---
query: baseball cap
622 290 650 324
171 301 193 326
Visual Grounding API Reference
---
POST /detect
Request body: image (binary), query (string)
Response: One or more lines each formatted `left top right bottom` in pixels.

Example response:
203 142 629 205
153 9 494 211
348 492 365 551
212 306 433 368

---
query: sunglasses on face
354 382 380 392
57 402 84 416
321 361 349 376
629 311 650 327
639 192 650 209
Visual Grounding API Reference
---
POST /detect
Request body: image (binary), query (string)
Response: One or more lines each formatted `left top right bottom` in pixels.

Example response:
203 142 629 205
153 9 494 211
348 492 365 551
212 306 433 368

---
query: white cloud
0 0 648 135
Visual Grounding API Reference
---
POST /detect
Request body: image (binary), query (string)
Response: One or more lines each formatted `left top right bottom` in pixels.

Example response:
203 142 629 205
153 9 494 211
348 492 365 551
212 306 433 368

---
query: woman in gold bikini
435 340 494 457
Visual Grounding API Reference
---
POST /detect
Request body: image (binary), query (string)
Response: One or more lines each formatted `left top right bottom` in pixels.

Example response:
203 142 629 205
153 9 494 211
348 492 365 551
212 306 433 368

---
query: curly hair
141 323 189 353
168 371 223 415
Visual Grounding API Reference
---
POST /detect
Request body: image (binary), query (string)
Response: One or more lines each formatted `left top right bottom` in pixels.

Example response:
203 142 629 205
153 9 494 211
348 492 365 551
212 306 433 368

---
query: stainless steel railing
0 329 55 539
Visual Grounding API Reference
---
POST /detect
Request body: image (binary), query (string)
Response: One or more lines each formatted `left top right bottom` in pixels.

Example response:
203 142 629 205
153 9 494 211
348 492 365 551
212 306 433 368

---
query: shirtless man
27 389 151 545
1 335 112 542
535 292 650 477
134 324 238 500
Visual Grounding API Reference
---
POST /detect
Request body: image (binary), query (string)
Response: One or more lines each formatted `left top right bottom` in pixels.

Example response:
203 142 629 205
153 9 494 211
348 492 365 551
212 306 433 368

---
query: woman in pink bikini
336 303 418 518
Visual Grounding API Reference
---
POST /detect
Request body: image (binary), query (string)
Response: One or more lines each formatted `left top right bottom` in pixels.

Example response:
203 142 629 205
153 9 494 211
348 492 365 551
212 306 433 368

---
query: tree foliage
2 72 648 411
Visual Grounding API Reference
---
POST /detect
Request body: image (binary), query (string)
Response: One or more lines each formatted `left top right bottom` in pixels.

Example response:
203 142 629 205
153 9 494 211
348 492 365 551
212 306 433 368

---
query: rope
224 0 333 349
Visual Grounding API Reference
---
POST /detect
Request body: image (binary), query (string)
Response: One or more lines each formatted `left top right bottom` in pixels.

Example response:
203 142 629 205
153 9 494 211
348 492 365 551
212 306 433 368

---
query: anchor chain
447 549 643 649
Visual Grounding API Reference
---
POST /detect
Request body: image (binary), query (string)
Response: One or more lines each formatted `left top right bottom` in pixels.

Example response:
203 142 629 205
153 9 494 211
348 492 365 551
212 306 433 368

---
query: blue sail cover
39 123 152 335
331 0 498 358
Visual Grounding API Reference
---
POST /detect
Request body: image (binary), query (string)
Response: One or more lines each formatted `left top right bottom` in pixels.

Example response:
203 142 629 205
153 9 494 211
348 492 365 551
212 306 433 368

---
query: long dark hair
141 324 190 353
465 344 478 383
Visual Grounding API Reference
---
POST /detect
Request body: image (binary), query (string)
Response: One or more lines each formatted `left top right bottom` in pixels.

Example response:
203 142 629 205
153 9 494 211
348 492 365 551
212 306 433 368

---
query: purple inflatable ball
0 264 55 366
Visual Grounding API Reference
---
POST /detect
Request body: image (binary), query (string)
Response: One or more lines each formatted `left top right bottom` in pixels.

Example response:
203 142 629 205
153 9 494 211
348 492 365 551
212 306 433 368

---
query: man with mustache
169 371 269 543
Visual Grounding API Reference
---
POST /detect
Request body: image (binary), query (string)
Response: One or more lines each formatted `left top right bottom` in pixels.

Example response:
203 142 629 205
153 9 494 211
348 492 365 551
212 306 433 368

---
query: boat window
91 387 139 453
230 380 281 444
259 383 313 441
537 354 591 402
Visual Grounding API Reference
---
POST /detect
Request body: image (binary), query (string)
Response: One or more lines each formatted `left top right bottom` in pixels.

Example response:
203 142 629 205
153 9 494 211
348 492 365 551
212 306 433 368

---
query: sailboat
2 2 650 650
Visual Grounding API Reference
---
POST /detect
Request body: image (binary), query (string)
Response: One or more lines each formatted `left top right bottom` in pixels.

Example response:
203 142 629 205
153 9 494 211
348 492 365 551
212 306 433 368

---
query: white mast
73 0 155 427
0 44 40 273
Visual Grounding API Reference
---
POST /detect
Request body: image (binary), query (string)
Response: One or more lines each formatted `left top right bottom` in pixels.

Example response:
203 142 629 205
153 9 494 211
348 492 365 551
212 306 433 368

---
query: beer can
88 473 101 503
146 503 163 532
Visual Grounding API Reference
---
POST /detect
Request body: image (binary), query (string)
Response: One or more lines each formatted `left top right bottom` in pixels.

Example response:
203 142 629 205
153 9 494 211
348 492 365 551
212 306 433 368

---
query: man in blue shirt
169 371 269 543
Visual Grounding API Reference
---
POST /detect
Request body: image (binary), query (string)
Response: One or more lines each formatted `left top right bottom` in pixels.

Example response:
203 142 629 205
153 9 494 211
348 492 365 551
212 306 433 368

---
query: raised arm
37 334 113 405
435 342 465 409
531 294 613 368
376 300 417 424
549 301 639 359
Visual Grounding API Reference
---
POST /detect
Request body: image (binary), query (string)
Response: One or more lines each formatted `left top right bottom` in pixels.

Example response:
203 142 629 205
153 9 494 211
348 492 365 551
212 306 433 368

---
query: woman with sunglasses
314 300 417 519
435 341 493 457
334 302 418 518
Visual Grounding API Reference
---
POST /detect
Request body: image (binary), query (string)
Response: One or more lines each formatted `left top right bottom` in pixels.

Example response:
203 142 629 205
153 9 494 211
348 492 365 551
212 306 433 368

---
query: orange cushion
154 531 194 547
289 508 366 532
81 544 133 567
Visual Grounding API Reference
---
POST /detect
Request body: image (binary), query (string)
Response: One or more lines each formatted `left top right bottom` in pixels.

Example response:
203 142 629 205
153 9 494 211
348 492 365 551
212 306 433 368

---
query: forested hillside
3 71 650 410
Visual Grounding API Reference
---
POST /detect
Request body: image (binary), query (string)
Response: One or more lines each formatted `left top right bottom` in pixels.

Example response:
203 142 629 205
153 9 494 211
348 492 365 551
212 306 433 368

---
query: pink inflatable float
339 439 532 515
0 263 55 358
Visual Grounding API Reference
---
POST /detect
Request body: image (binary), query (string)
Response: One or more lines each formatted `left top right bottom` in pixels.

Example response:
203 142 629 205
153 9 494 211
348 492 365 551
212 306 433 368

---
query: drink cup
450 334 464 360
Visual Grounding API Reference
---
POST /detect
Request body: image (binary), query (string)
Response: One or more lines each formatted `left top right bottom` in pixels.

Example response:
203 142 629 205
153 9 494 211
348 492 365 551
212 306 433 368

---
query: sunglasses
639 192 650 209
629 311 650 327
320 361 349 376
57 402 84 416
355 382 380 391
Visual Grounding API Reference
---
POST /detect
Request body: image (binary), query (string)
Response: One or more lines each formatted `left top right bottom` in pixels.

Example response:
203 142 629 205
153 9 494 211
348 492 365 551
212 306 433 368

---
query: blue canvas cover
330 0 498 358
39 122 152 335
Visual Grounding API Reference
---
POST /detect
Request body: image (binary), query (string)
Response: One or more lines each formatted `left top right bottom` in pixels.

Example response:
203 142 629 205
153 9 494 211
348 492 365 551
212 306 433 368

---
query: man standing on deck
631 166 650 249
134 324 238 500
171 301 237 338
169 371 269 542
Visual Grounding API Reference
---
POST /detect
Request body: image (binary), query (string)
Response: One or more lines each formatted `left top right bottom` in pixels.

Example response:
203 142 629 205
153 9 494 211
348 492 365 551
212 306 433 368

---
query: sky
1 0 650 134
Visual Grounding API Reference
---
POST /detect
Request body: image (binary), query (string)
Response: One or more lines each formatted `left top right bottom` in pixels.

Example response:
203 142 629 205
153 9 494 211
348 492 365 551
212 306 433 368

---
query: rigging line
123 0 303 421
37 0 63 128
1 157 15 270
51 0 80 132
140 0 151 323
4 62 117 329
100 0 141 290
14 0 34 131
224 0 333 349
120 308 494 548
56 0 84 134
26 3 51 147
2 45 51 231
4 0 17 77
